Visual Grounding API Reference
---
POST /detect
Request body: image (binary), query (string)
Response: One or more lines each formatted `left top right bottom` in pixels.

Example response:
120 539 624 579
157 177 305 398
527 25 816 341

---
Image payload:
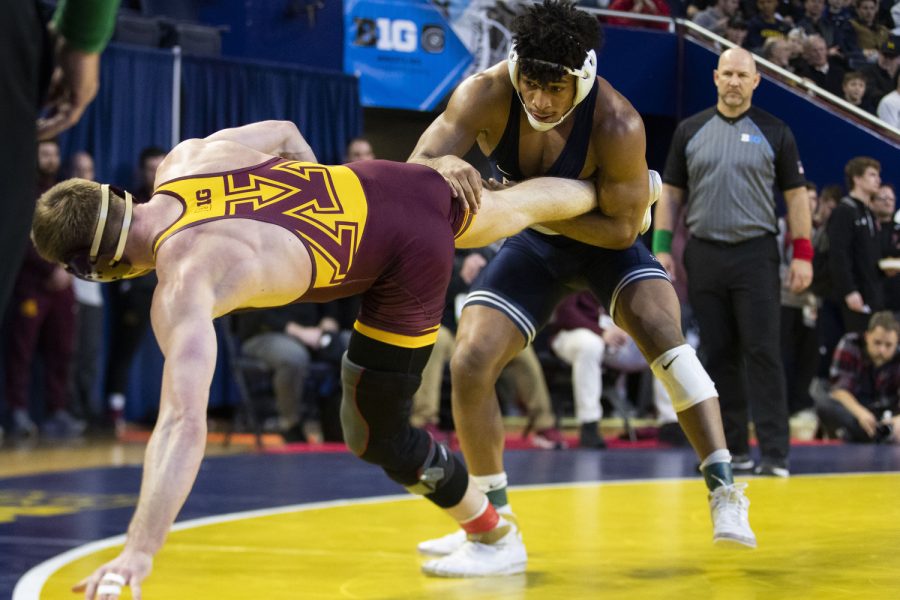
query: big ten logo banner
344 0 472 110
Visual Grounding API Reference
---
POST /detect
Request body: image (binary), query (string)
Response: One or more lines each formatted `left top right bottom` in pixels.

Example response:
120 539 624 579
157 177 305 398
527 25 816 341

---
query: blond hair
32 178 123 263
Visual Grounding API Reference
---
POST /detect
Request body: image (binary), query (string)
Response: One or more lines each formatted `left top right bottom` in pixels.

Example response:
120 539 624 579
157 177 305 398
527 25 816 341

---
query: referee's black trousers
0 1 47 316
684 235 790 462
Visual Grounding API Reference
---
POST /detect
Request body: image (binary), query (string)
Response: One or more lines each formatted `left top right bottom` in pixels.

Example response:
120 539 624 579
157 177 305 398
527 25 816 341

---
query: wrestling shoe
12 409 38 438
754 458 790 478
417 528 467 556
531 427 568 450
421 525 527 577
710 482 757 548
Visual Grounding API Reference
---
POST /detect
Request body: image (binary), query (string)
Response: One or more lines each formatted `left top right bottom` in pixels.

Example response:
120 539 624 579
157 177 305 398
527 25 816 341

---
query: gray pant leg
243 333 311 428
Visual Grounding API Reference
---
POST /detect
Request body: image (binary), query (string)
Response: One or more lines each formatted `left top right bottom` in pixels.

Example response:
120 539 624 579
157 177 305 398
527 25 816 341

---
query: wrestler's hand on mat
73 550 152 600
429 155 483 214
38 36 100 141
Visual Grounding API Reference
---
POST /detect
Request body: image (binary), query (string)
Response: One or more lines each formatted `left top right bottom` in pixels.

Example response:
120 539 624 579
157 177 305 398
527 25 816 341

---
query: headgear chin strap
65 184 148 282
507 44 597 132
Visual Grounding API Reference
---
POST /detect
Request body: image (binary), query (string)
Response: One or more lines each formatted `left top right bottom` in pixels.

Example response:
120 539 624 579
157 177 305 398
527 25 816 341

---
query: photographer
818 311 900 443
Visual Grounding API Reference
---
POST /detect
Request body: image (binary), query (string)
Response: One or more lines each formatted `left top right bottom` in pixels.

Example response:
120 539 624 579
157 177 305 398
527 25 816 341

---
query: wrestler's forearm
541 211 638 249
124 413 207 556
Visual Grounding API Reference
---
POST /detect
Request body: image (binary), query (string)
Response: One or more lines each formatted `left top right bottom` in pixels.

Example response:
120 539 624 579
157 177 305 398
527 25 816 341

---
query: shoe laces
710 483 750 521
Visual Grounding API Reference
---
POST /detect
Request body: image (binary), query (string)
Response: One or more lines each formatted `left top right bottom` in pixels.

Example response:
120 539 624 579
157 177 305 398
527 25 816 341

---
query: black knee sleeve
340 355 469 508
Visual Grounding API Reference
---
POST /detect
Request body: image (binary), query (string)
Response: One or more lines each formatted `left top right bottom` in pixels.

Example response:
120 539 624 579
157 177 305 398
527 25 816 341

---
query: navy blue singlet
488 82 598 181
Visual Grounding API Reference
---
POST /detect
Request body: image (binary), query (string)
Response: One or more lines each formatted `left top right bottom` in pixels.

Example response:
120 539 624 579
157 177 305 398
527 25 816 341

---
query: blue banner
344 0 472 111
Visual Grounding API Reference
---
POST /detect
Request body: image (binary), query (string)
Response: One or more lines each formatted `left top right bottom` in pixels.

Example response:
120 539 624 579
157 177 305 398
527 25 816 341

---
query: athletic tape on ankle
460 498 500 534
650 344 717 413
471 473 507 492
700 448 732 470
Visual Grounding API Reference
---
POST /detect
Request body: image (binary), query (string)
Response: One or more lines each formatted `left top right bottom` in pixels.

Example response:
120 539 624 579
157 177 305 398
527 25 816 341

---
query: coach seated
817 311 900 443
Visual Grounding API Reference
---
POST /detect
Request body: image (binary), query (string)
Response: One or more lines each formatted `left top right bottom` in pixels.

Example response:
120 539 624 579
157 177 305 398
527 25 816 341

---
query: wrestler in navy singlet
465 81 668 344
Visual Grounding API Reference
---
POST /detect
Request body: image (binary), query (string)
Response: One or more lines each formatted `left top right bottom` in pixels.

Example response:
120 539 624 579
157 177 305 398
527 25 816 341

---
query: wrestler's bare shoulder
157 139 275 182
455 64 514 116
592 77 645 141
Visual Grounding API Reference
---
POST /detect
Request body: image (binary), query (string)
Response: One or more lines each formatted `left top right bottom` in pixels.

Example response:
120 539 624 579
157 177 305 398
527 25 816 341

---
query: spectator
796 0 854 55
876 70 900 126
655 48 812 477
344 137 375 162
606 0 672 30
745 0 793 51
841 70 880 112
818 311 900 442
849 0 892 61
548 291 684 448
3 140 84 438
875 184 900 310
818 156 883 376
761 37 800 70
724 15 751 44
104 146 166 433
67 150 105 424
234 303 351 443
0 0 118 319
816 183 844 226
693 0 742 36
779 182 822 422
858 34 900 105
796 34 848 95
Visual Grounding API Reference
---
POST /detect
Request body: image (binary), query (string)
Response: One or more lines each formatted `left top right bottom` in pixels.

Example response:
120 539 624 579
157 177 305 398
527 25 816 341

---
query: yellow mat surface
42 474 900 599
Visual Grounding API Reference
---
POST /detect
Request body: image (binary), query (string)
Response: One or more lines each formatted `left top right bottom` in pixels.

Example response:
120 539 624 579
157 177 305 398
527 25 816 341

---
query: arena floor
3 434 900 599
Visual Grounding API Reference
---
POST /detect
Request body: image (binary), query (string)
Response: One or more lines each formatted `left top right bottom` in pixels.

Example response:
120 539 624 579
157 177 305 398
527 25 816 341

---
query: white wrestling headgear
507 43 597 132
64 184 148 282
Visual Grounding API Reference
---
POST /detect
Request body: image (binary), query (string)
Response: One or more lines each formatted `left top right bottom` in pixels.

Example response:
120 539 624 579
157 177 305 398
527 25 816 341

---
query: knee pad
339 355 468 508
650 344 717 413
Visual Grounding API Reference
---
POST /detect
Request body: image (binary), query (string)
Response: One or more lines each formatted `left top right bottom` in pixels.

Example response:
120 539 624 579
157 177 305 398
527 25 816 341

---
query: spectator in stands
797 0 854 55
344 137 375 162
745 0 793 51
104 146 166 434
761 37 800 70
797 34 848 94
874 184 900 310
411 249 566 449
548 291 684 448
850 0 892 61
235 303 350 443
817 183 843 226
818 310 900 442
693 0 742 36
841 70 879 112
779 182 822 422
724 15 751 44
819 157 883 358
686 0 716 19
859 34 900 105
606 0 672 30
67 151 105 425
3 140 84 438
876 69 900 125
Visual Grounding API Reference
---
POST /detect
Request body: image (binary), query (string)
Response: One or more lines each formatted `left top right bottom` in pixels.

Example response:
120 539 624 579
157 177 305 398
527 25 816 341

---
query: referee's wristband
792 237 814 262
652 229 673 255
52 0 120 54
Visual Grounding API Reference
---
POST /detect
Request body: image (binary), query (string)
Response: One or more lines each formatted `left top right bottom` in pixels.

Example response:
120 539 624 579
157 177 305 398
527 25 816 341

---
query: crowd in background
1 2 898 454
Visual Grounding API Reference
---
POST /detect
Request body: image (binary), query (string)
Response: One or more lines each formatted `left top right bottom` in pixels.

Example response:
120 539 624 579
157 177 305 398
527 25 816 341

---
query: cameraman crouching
818 311 900 443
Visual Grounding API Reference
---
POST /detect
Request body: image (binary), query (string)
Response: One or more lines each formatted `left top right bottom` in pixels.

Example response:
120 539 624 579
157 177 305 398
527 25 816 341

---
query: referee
653 48 812 477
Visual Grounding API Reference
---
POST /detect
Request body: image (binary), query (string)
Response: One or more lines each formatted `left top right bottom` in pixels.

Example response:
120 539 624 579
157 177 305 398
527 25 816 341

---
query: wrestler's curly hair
512 0 602 85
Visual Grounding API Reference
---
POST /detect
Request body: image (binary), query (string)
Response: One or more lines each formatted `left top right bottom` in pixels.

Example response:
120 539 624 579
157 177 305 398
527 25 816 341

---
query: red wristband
792 238 813 262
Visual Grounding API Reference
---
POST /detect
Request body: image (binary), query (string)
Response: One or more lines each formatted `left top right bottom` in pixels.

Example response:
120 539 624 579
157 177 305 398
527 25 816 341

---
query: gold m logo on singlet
274 163 363 286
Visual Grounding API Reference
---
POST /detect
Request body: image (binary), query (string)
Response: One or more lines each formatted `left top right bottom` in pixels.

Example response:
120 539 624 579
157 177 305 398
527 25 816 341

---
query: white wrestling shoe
710 482 757 548
421 526 527 577
417 528 467 556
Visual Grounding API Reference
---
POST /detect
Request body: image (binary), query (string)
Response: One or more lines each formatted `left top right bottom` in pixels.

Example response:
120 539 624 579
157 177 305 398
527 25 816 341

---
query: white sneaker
710 483 757 548
417 528 467 556
421 526 527 577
